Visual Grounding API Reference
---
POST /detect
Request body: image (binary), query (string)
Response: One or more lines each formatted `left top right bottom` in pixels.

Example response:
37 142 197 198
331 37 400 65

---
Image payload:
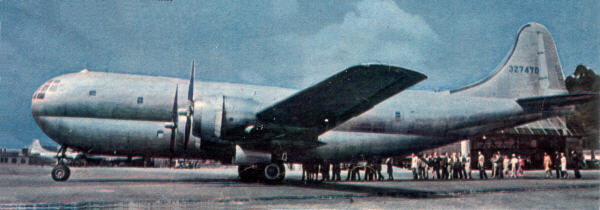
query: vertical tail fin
451 23 567 98
28 139 44 154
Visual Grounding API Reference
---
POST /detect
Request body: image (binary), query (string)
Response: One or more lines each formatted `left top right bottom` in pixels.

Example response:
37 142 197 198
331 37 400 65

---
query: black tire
51 164 70 182
261 163 285 184
238 165 259 183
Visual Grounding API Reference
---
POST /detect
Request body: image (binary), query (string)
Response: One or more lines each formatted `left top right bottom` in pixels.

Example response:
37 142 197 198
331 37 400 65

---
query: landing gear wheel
261 163 285 184
52 164 70 182
238 165 259 183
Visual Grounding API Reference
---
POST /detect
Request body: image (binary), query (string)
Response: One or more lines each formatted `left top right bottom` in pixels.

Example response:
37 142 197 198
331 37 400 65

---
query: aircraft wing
516 92 598 112
256 64 426 136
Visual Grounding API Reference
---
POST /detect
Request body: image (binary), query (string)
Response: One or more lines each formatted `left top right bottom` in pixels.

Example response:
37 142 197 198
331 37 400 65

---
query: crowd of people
299 150 584 183
543 150 583 179
301 157 395 182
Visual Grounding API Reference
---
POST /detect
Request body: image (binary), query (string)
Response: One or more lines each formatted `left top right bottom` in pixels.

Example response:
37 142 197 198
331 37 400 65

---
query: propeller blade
170 85 179 153
184 60 195 150
188 60 195 102
184 119 192 150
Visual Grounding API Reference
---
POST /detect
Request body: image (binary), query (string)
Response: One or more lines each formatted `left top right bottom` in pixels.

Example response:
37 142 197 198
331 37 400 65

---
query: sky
1 0 598 148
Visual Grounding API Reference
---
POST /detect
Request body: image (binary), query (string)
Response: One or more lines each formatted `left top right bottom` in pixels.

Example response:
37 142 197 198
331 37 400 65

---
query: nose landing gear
51 146 71 182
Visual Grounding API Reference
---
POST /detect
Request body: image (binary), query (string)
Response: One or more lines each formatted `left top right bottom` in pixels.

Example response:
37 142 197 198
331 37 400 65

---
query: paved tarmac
0 164 598 209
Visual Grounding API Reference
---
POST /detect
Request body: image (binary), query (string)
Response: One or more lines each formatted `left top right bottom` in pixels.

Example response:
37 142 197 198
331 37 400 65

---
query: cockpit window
49 80 60 92
36 92 45 99
89 90 96 96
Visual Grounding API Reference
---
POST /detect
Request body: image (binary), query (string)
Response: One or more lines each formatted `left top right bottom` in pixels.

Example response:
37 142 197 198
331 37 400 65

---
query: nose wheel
51 163 70 182
51 146 71 182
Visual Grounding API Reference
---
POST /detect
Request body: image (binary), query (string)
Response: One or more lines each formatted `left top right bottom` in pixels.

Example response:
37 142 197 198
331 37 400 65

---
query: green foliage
565 65 599 149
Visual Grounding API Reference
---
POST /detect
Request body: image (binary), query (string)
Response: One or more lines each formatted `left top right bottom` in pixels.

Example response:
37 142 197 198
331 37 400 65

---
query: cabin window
395 111 401 121
137 96 144 104
89 90 96 96
157 130 164 138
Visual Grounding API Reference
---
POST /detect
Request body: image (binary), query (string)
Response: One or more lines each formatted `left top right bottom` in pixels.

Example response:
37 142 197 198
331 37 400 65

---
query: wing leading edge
257 64 427 136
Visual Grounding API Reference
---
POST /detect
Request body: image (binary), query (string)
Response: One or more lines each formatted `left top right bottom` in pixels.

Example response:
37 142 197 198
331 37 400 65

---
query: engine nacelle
193 95 261 142
233 145 272 165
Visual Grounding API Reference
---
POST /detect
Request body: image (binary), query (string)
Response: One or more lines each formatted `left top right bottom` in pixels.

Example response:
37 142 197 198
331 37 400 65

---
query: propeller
169 85 179 154
183 60 195 150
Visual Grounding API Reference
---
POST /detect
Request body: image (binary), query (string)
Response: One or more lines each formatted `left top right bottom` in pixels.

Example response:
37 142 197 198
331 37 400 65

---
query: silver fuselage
31 71 551 162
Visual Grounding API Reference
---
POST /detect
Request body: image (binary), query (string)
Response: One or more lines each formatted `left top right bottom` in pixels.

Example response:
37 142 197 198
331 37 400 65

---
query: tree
565 65 599 149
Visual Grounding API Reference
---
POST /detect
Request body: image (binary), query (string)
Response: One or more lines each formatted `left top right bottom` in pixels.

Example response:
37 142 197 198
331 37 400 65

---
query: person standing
386 157 394 181
375 158 384 181
571 150 582 179
502 155 509 178
433 152 441 180
321 161 330 181
364 160 373 181
491 154 497 178
347 161 358 181
543 152 552 178
496 153 503 178
518 155 524 176
478 151 488 179
418 154 426 180
554 151 561 179
465 154 472 179
423 154 431 180
560 152 568 179
510 154 518 178
449 152 457 179
411 153 419 180
332 161 341 181
458 153 466 179
441 153 449 180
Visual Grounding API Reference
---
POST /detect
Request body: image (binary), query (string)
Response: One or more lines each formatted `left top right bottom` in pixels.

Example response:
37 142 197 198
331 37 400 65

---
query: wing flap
257 64 426 132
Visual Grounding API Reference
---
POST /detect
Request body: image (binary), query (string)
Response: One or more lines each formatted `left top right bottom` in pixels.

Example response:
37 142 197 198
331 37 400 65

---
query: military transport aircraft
28 139 77 165
31 23 596 183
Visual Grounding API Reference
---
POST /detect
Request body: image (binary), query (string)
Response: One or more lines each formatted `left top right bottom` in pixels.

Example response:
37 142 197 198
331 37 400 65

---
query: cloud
275 0 440 87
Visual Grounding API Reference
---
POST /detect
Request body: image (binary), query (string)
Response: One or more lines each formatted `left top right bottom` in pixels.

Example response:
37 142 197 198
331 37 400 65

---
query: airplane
31 22 597 183
28 139 78 165
28 139 132 166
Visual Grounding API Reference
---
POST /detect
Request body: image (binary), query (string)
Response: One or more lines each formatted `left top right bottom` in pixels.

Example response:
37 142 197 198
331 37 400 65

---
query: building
0 148 30 165
421 116 581 169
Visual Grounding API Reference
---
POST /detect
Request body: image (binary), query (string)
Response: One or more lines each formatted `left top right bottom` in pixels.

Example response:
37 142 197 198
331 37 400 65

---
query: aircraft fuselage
31 71 546 162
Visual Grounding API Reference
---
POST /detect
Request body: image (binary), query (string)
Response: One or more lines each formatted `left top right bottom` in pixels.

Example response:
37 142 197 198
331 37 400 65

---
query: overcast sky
1 0 598 148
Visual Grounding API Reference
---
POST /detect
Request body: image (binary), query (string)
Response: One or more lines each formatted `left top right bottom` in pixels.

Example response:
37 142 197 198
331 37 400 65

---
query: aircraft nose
31 78 61 119
31 81 47 121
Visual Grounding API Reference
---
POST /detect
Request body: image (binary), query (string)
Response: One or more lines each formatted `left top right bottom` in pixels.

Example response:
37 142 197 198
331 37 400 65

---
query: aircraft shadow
283 180 449 199
71 178 239 183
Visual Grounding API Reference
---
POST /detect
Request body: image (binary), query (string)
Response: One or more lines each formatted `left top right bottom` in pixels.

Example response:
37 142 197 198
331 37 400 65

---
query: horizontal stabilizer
257 64 426 133
517 93 598 111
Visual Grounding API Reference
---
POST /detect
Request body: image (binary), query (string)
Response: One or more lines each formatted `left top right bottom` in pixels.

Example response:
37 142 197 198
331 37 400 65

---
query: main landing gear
51 146 70 182
238 162 286 184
